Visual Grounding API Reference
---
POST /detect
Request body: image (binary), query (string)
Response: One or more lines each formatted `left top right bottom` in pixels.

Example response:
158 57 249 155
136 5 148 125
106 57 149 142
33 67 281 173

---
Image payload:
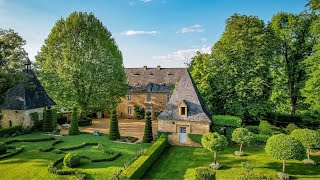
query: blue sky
0 0 308 67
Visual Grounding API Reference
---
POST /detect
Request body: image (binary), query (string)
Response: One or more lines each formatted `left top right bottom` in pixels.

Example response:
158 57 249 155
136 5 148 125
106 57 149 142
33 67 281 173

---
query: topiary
143 111 153 143
290 128 320 161
69 107 80 135
284 123 299 134
195 167 216 180
259 120 273 135
63 153 80 168
109 110 120 140
231 128 253 155
265 134 305 175
201 132 228 170
0 142 7 155
43 107 54 132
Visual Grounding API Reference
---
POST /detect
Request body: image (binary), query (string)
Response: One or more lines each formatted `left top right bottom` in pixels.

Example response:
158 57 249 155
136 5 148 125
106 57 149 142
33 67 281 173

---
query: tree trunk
283 160 286 173
240 143 243 152
214 152 217 164
307 148 310 160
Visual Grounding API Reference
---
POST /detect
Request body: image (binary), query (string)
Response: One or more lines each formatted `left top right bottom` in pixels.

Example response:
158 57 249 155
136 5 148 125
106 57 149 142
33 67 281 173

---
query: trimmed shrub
109 110 120 140
0 125 22 137
290 129 320 160
59 142 98 151
121 137 168 179
30 112 43 131
63 153 81 168
231 128 253 153
0 147 23 159
78 117 93 126
259 121 273 135
52 108 57 129
195 167 216 180
156 131 172 139
143 111 153 143
53 149 64 154
212 125 235 140
5 137 55 144
212 115 242 127
0 142 7 155
245 125 259 134
43 107 54 132
69 107 80 135
284 123 299 134
188 134 203 144
251 134 270 146
134 105 145 120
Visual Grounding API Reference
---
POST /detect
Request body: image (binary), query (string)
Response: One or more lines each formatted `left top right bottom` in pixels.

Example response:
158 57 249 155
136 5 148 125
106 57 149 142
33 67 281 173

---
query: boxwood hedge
212 115 242 127
0 125 22 137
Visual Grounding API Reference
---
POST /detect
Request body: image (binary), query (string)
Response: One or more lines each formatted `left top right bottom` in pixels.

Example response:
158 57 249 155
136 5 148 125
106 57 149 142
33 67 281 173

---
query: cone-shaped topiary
52 108 57 129
143 111 153 143
0 142 7 155
109 110 120 140
69 107 80 135
42 106 54 132
63 153 80 168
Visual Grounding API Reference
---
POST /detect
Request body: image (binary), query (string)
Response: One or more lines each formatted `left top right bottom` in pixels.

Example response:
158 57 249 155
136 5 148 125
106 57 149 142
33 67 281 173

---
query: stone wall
158 119 211 146
0 108 44 128
117 92 170 119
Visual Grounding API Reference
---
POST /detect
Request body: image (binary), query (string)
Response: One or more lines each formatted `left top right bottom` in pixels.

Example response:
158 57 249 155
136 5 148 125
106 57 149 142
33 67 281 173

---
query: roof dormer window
178 100 188 118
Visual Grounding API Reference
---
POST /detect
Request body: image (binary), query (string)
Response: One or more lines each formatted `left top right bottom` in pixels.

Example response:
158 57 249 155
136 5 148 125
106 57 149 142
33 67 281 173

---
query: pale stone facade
158 119 210 146
117 92 170 119
0 108 44 128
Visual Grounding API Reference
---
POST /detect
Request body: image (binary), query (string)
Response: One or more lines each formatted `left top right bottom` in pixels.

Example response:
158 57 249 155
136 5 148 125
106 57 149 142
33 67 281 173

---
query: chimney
157 65 161 70
143 66 147 71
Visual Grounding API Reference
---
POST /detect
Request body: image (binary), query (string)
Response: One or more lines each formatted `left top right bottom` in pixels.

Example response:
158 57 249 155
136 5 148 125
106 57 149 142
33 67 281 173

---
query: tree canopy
36 11 127 113
231 128 253 152
291 129 320 159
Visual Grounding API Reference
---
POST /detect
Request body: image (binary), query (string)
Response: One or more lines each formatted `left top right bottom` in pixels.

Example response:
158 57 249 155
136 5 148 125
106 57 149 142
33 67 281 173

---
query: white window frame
127 92 132 102
127 106 132 115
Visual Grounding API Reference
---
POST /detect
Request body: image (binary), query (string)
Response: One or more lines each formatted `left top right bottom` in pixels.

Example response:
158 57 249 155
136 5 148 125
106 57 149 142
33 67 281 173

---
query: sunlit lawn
0 132 150 180
144 145 320 180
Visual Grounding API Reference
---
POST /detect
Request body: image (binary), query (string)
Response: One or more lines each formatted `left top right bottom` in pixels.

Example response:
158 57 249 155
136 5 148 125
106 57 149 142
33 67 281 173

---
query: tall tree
307 0 320 13
269 12 317 115
0 29 28 105
191 14 274 122
36 12 127 113
302 18 320 112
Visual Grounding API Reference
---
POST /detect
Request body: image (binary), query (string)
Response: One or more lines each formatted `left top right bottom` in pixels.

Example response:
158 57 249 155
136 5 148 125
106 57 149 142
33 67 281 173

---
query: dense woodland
189 1 320 125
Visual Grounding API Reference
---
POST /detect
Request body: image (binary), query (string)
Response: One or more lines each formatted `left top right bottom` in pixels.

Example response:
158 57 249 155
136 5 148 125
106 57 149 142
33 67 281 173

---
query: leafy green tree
307 0 320 13
265 134 305 173
0 29 28 105
36 11 127 114
231 128 253 153
190 14 274 122
302 18 320 112
269 12 317 115
69 107 80 135
201 132 228 165
42 107 54 132
143 111 153 143
291 129 320 160
109 110 120 140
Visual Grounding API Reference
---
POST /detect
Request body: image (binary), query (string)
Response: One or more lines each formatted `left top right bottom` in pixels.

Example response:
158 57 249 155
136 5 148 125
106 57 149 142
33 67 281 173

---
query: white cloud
152 46 211 61
121 30 160 36
177 24 205 34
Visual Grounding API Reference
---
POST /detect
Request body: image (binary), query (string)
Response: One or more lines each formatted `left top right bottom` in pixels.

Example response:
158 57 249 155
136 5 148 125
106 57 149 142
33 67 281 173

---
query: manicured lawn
144 145 320 180
0 132 150 179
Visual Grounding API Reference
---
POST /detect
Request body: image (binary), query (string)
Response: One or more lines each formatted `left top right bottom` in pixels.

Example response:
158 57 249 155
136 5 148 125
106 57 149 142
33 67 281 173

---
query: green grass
0 132 150 180
144 145 320 180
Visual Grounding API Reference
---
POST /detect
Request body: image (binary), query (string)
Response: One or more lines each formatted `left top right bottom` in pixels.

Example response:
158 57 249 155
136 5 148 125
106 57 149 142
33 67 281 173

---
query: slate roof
157 69 212 122
125 67 185 93
0 70 56 110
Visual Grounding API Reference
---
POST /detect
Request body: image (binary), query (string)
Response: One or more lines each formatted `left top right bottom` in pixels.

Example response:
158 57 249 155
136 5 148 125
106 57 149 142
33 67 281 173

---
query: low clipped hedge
121 137 168 179
39 140 63 152
5 137 55 145
59 142 98 151
212 115 242 127
78 117 93 126
0 146 23 160
156 131 172 139
188 134 203 144
0 125 23 137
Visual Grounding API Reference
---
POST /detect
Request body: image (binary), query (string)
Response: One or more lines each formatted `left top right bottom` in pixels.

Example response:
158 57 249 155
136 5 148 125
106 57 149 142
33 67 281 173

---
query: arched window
9 120 12 127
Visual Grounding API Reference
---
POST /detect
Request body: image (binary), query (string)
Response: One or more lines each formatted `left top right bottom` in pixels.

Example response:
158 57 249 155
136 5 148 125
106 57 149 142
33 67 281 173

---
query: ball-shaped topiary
201 132 228 169
265 134 305 174
259 121 273 135
63 153 81 168
290 129 320 161
231 128 253 155
0 142 7 155
284 123 299 135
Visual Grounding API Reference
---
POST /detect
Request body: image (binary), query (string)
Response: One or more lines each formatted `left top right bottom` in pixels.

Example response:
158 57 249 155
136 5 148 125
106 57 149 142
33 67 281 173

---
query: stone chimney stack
157 65 161 70
143 66 147 71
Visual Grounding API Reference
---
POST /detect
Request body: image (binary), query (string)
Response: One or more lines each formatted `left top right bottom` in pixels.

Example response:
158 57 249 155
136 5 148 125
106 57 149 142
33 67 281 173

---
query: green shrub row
0 125 23 137
5 137 55 144
121 137 168 179
212 125 235 140
156 131 172 138
59 142 98 151
212 115 242 127
48 157 85 179
188 134 203 144
39 140 63 152
79 153 121 163
245 125 259 134
0 147 23 160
